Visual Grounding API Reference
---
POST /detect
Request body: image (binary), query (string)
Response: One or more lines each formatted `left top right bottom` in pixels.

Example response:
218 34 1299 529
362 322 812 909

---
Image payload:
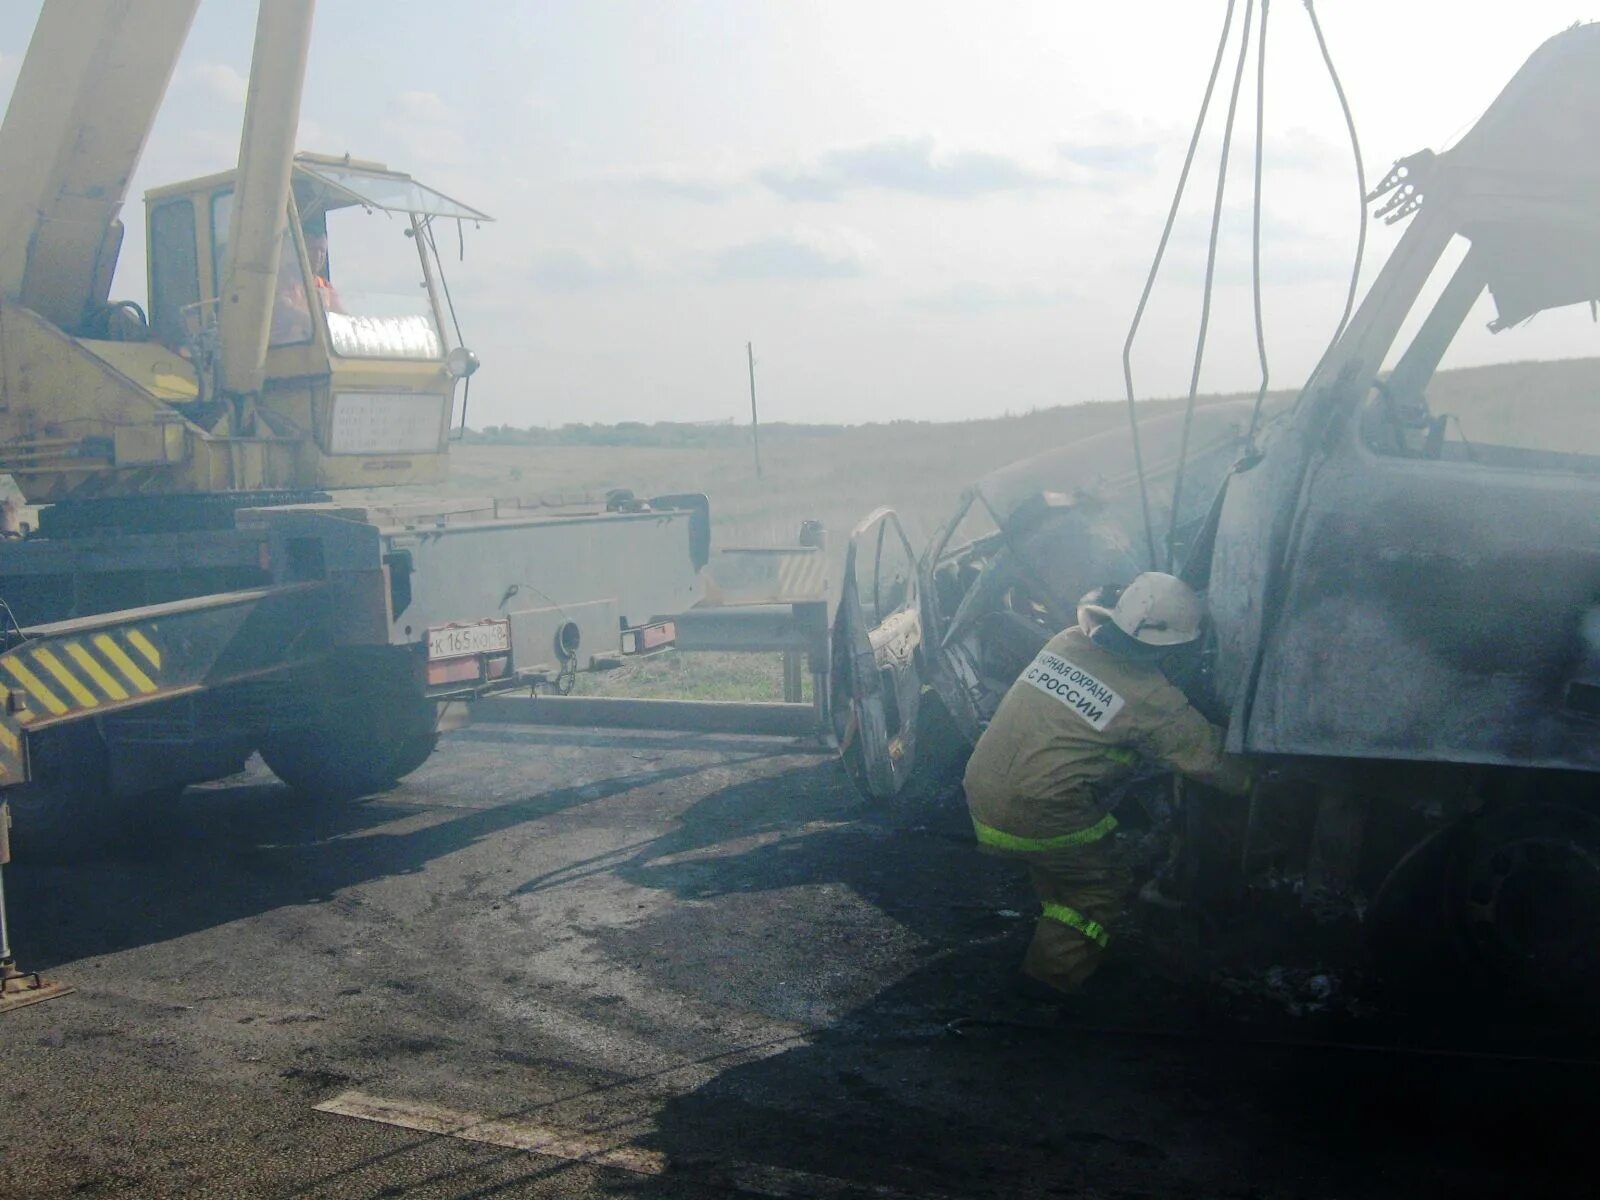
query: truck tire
259 659 439 800
260 729 438 800
1369 802 1600 1018
384 731 441 781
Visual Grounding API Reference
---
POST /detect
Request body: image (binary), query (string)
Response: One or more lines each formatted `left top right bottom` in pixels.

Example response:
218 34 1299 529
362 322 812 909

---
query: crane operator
963 572 1254 996
270 215 343 345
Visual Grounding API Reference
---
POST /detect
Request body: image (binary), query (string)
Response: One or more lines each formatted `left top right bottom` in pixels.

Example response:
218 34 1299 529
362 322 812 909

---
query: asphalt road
0 723 1591 1199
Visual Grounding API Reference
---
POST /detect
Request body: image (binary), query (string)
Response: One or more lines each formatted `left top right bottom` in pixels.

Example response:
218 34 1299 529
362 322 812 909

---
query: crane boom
0 0 201 332
217 0 314 400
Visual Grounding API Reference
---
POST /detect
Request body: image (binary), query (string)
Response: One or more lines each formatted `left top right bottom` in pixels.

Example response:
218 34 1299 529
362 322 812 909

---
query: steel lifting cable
1245 1 1272 446
1307 0 1368 354
1165 0 1257 571
1120 0 1240 571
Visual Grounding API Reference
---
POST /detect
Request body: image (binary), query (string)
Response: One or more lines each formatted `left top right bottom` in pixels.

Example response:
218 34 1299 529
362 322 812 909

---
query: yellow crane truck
0 0 709 853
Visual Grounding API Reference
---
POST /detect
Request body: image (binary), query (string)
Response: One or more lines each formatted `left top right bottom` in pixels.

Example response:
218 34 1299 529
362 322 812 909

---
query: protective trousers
971 791 1129 994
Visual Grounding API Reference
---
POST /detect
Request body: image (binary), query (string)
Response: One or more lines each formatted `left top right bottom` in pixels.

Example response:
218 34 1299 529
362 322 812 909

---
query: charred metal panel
1243 409 1600 768
1213 24 1600 765
1235 366 1600 764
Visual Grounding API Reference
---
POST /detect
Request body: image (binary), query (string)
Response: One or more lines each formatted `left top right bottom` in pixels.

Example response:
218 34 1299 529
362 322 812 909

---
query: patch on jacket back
1021 650 1125 731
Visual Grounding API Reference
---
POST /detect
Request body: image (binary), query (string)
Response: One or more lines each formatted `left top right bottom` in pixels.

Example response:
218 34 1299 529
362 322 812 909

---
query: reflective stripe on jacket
971 812 1119 853
1041 901 1110 947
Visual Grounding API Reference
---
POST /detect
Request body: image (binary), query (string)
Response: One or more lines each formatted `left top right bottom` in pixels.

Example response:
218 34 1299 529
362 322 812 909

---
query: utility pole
746 341 763 479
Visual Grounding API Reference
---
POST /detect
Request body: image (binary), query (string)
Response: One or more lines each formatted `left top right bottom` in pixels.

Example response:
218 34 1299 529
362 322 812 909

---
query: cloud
296 116 345 156
1168 203 1316 250
1233 251 1356 288
527 250 638 292
1184 127 1350 177
621 134 1152 207
1163 232 1356 288
707 227 877 281
629 174 731 204
1151 197 1359 288
609 160 748 204
1058 140 1160 176
909 282 1079 316
192 62 248 106
394 90 452 123
757 137 1061 201
519 229 877 291
1261 128 1349 173
610 155 748 204
1053 111 1176 186
379 90 469 166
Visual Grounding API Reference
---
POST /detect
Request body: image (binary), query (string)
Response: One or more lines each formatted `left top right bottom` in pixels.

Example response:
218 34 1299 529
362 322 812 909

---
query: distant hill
449 357 1600 573
462 418 848 450
1426 357 1600 453
464 356 1600 454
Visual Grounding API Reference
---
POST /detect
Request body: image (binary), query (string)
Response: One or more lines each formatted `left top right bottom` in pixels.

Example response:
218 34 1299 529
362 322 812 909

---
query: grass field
438 356 1600 700
448 392 1229 570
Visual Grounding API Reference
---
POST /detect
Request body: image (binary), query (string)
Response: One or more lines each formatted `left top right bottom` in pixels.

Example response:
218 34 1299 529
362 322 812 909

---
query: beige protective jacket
964 625 1253 842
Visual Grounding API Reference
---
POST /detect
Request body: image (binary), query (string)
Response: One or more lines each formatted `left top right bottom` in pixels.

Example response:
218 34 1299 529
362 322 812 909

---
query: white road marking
316 1089 952 1199
315 1090 665 1174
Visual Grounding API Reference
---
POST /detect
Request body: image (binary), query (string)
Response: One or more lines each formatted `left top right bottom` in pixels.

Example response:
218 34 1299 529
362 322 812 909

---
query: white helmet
1082 572 1204 647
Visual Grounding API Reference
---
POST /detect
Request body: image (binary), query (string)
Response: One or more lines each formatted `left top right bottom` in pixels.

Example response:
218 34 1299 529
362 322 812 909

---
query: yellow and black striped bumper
0 583 327 785
1 627 164 724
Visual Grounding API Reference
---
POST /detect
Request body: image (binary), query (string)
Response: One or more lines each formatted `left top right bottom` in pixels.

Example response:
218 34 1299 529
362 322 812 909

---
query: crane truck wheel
258 658 440 801
259 728 438 800
383 730 442 781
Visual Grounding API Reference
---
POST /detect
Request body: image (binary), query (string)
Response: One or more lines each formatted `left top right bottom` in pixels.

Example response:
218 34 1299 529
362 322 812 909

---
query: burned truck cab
1207 23 1600 774
1190 23 1600 1003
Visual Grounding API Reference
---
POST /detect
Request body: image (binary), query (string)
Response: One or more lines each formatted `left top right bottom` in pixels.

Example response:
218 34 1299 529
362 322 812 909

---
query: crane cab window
148 200 199 351
298 203 443 360
209 190 315 348
289 159 490 362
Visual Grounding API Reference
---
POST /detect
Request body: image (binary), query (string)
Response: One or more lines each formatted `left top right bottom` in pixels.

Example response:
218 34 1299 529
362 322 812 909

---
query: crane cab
140 153 489 490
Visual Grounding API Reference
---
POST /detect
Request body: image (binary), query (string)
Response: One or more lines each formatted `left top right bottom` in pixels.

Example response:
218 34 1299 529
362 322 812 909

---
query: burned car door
831 508 923 798
829 405 1260 800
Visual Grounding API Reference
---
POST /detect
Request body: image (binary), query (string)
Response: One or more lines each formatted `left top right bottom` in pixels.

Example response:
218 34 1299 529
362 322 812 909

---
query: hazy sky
2 2 1597 428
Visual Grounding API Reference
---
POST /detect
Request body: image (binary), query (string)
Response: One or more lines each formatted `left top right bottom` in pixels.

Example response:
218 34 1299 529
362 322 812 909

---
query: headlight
444 346 481 380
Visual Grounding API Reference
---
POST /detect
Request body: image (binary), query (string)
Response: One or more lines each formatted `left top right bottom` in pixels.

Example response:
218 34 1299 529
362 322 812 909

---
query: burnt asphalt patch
0 726 1589 1198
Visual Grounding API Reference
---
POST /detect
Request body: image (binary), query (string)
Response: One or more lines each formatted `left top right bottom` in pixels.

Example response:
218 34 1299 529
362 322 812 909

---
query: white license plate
428 620 510 660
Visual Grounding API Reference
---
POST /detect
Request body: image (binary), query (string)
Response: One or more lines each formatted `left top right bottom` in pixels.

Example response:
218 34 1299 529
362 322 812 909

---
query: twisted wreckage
832 24 1600 1006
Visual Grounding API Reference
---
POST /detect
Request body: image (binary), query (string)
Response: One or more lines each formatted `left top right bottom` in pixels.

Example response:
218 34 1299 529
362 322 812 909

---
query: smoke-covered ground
3 725 1590 1198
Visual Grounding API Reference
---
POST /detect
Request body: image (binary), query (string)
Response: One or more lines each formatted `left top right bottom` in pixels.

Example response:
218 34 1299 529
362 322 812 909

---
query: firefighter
963 572 1253 996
